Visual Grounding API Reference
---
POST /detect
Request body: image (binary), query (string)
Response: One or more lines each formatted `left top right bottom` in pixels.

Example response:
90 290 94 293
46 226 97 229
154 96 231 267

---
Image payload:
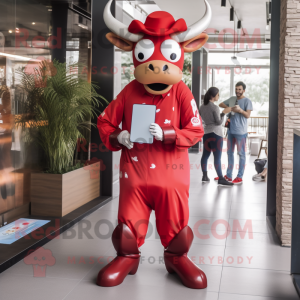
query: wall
277 0 300 246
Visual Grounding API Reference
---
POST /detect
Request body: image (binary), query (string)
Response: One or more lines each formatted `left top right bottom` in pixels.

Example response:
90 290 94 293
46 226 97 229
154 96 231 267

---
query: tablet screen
130 104 156 144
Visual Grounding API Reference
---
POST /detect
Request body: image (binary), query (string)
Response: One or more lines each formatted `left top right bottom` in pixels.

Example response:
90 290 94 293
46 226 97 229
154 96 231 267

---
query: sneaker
215 175 232 182
225 175 232 182
232 177 243 184
252 174 265 182
218 177 234 187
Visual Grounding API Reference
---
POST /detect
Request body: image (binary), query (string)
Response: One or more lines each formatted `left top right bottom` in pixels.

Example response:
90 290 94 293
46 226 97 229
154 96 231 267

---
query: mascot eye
134 39 155 62
160 39 181 63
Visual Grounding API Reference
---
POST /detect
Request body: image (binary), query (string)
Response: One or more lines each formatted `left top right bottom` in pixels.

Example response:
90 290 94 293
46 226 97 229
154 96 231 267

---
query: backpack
254 159 267 174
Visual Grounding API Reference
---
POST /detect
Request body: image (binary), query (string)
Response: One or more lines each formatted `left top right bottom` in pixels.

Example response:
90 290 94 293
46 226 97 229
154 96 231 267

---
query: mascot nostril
149 64 154 71
98 0 211 289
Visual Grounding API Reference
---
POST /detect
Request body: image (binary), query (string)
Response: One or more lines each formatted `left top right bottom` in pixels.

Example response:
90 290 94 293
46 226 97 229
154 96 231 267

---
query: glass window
213 67 232 105
66 10 91 81
233 67 270 134
182 52 192 89
0 0 92 219
234 67 270 117
121 52 134 90
208 53 270 66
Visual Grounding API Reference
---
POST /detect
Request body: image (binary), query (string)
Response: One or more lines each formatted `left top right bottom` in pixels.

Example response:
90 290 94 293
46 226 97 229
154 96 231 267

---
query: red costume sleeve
173 82 204 149
97 86 127 151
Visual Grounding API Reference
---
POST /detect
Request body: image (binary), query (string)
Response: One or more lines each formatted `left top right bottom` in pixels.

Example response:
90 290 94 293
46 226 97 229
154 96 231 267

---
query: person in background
199 87 233 187
252 161 268 181
218 81 253 184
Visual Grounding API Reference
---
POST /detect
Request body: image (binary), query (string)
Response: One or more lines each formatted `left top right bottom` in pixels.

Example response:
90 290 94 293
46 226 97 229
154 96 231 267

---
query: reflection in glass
0 0 92 222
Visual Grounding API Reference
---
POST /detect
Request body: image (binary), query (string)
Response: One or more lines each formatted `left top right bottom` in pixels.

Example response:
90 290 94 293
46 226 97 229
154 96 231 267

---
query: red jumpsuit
97 79 204 248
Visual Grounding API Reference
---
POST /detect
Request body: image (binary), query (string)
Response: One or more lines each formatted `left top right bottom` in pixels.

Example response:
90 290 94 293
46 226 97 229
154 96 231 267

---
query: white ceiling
153 0 269 36
118 0 270 52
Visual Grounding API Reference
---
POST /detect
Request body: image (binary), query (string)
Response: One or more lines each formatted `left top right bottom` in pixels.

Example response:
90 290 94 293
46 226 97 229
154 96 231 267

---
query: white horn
171 0 212 43
103 0 143 42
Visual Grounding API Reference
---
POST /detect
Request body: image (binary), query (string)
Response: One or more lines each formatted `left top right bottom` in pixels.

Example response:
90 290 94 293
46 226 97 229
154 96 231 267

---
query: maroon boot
164 226 207 289
97 223 140 287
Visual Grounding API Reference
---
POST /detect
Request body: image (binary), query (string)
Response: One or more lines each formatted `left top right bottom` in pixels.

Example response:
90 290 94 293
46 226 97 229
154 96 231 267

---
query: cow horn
103 0 143 42
171 0 212 43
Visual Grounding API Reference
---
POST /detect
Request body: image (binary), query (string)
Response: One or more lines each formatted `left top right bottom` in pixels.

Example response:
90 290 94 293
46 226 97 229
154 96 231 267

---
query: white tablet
130 104 156 144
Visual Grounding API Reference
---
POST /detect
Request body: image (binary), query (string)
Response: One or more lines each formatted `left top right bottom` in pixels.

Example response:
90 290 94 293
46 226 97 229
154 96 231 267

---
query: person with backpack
199 87 233 187
253 160 268 181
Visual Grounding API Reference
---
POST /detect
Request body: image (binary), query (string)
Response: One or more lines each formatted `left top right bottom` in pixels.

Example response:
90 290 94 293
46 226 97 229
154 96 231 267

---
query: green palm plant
16 60 107 174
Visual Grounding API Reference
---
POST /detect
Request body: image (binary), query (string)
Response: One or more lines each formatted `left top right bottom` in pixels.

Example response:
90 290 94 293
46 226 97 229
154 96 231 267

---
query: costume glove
117 130 134 149
149 123 163 141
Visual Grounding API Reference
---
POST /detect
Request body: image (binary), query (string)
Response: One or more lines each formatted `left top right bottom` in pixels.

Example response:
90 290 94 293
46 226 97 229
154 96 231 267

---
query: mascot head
104 0 211 95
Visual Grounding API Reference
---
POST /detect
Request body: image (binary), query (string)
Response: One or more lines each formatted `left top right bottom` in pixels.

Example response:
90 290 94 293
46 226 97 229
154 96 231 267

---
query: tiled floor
1 152 299 300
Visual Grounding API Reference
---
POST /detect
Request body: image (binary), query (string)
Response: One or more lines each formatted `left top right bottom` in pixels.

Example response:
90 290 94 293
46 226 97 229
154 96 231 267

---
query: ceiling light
266 2 271 28
0 52 41 61
221 0 226 7
8 30 12 33
78 23 88 30
32 22 35 25
237 49 270 59
231 56 240 65
237 20 242 29
230 7 234 22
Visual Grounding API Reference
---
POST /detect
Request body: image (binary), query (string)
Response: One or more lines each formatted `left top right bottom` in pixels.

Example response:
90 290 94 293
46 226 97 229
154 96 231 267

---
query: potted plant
16 60 107 217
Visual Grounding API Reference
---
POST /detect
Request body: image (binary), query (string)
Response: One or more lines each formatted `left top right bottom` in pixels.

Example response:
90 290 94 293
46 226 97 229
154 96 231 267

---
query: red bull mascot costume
97 0 212 289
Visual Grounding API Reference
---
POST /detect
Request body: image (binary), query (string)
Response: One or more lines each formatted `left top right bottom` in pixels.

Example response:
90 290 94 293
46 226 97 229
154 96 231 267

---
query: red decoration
128 11 187 36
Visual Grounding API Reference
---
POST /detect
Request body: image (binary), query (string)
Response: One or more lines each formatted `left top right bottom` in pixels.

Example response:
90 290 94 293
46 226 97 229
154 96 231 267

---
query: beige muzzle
134 60 183 95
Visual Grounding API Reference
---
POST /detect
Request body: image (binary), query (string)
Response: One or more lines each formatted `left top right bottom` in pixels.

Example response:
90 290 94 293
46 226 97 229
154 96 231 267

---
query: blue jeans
201 133 223 178
226 132 247 179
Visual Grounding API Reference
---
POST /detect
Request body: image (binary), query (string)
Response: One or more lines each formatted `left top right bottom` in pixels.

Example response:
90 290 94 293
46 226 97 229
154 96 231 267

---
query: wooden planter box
31 163 100 217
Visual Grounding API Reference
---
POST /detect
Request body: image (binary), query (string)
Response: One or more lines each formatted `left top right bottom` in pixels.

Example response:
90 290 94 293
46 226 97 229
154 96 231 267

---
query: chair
258 126 268 158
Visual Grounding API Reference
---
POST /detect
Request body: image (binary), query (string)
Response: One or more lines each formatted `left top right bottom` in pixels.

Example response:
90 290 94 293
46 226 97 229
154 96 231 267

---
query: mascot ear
181 33 209 53
106 32 133 51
